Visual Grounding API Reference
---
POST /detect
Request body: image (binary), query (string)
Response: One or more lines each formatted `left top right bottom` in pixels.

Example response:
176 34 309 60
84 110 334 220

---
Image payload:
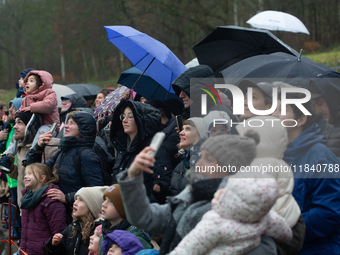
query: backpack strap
74 147 91 183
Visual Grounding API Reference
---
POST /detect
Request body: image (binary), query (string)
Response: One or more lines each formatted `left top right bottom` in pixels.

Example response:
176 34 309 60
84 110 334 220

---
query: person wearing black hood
110 99 164 202
311 71 340 158
25 111 104 223
59 94 88 124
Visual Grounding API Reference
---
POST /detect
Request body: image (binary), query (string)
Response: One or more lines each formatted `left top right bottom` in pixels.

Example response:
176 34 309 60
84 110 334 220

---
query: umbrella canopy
185 58 199 68
52 84 75 107
117 67 181 101
104 26 187 93
66 84 102 100
221 52 333 86
94 85 130 122
247 10 310 35
193 26 298 75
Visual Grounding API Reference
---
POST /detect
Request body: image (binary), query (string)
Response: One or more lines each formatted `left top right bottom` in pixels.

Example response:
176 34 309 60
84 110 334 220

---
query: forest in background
0 0 339 89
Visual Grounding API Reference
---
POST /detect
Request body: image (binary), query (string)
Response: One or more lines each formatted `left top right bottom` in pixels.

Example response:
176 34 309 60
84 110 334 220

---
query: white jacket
236 116 301 227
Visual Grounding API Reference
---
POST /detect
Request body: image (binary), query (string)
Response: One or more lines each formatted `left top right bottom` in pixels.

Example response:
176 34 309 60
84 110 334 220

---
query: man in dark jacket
59 93 87 123
310 71 340 159
273 92 340 255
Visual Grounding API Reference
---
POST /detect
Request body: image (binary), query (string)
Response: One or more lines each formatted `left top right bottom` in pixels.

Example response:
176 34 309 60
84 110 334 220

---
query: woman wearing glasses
110 99 162 199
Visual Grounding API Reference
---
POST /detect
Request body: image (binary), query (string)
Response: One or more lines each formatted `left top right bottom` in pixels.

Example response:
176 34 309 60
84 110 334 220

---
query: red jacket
19 70 60 132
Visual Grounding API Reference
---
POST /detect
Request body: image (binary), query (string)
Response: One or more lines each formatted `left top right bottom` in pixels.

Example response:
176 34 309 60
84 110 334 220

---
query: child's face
24 168 41 192
107 244 122 255
88 228 101 252
73 196 89 218
25 75 39 94
101 197 121 221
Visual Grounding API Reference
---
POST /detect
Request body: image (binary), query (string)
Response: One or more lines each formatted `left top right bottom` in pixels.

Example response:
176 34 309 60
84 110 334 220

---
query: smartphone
175 115 183 132
50 123 57 134
147 132 166 157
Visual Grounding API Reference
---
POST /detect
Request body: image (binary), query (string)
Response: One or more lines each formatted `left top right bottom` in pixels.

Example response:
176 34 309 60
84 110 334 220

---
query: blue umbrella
104 26 187 94
117 67 181 101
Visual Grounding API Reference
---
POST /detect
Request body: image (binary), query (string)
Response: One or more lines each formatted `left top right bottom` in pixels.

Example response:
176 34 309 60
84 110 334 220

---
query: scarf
59 136 79 152
20 185 49 209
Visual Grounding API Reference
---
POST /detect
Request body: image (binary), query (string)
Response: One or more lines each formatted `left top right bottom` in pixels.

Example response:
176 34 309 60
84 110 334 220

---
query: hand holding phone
175 115 183 133
147 132 166 157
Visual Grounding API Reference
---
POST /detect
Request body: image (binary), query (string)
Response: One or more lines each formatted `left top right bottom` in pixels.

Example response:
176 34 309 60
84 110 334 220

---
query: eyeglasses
119 113 134 121
62 99 71 104
206 128 230 135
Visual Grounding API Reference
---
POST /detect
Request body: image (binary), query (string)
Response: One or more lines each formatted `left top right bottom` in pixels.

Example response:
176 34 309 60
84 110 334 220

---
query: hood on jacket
172 65 214 98
102 230 144 255
60 93 87 120
214 174 278 223
311 71 340 124
284 124 326 157
65 111 96 140
9 98 23 111
236 116 288 159
23 70 54 93
110 99 161 144
188 117 205 140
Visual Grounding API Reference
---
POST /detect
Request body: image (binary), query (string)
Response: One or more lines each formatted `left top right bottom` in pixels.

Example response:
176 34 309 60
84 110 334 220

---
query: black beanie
15 111 33 126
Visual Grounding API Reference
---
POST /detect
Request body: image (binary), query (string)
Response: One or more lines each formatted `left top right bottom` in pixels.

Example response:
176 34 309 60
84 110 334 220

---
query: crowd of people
0 64 339 255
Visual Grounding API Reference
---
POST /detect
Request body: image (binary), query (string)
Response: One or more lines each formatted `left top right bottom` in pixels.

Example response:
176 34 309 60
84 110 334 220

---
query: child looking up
20 163 67 255
45 186 107 255
99 185 153 255
88 225 103 255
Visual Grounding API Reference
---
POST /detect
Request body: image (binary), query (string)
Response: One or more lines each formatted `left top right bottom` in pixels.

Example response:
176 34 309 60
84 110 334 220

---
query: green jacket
5 126 17 188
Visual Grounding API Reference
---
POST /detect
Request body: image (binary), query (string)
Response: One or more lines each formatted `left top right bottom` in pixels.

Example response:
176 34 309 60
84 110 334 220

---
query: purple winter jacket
20 183 67 255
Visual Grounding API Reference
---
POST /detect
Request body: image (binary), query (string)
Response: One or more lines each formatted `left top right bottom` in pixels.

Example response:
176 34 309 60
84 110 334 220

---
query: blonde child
88 225 103 255
20 163 67 255
98 185 153 255
45 186 107 255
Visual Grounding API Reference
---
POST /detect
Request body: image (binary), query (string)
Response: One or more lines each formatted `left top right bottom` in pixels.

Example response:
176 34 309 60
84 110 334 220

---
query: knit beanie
20 68 35 79
203 110 231 138
75 186 108 219
15 111 33 126
200 134 258 170
103 185 126 219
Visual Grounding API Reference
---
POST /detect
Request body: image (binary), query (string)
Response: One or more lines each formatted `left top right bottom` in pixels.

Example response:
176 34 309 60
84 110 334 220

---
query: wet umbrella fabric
247 10 310 34
66 84 102 101
94 85 130 122
221 52 333 85
117 67 181 101
104 25 187 94
193 26 298 75
52 84 75 107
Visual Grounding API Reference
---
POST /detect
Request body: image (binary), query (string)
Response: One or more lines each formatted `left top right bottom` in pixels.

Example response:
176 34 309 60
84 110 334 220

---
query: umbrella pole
131 58 155 90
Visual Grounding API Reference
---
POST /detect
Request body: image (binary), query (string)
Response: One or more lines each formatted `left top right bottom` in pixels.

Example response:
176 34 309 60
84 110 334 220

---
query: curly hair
71 209 95 244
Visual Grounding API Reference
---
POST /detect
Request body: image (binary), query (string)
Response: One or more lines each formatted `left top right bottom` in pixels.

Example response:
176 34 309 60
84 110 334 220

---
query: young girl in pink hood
20 70 60 133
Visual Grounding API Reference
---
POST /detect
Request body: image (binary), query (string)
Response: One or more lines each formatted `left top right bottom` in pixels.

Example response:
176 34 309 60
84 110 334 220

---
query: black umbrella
66 84 102 100
221 52 333 86
193 26 299 76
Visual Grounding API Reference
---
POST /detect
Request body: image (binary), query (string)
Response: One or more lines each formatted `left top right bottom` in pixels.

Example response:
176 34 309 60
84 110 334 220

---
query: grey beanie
200 134 258 170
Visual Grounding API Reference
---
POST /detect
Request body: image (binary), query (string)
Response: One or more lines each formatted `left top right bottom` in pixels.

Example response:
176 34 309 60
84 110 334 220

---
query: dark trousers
9 188 20 238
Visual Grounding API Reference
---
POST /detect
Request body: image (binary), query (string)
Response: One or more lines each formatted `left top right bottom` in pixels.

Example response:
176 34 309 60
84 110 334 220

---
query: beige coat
236 116 301 228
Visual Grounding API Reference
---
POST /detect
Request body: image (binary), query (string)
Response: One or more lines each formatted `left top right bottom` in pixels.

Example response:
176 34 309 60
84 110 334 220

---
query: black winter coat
45 220 98 255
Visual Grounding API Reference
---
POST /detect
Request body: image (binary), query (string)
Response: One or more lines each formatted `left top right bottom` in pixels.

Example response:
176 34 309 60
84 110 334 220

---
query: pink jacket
20 70 60 132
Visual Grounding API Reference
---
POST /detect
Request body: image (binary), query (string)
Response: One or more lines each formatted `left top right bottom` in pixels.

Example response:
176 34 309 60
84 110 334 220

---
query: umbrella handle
131 57 156 91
